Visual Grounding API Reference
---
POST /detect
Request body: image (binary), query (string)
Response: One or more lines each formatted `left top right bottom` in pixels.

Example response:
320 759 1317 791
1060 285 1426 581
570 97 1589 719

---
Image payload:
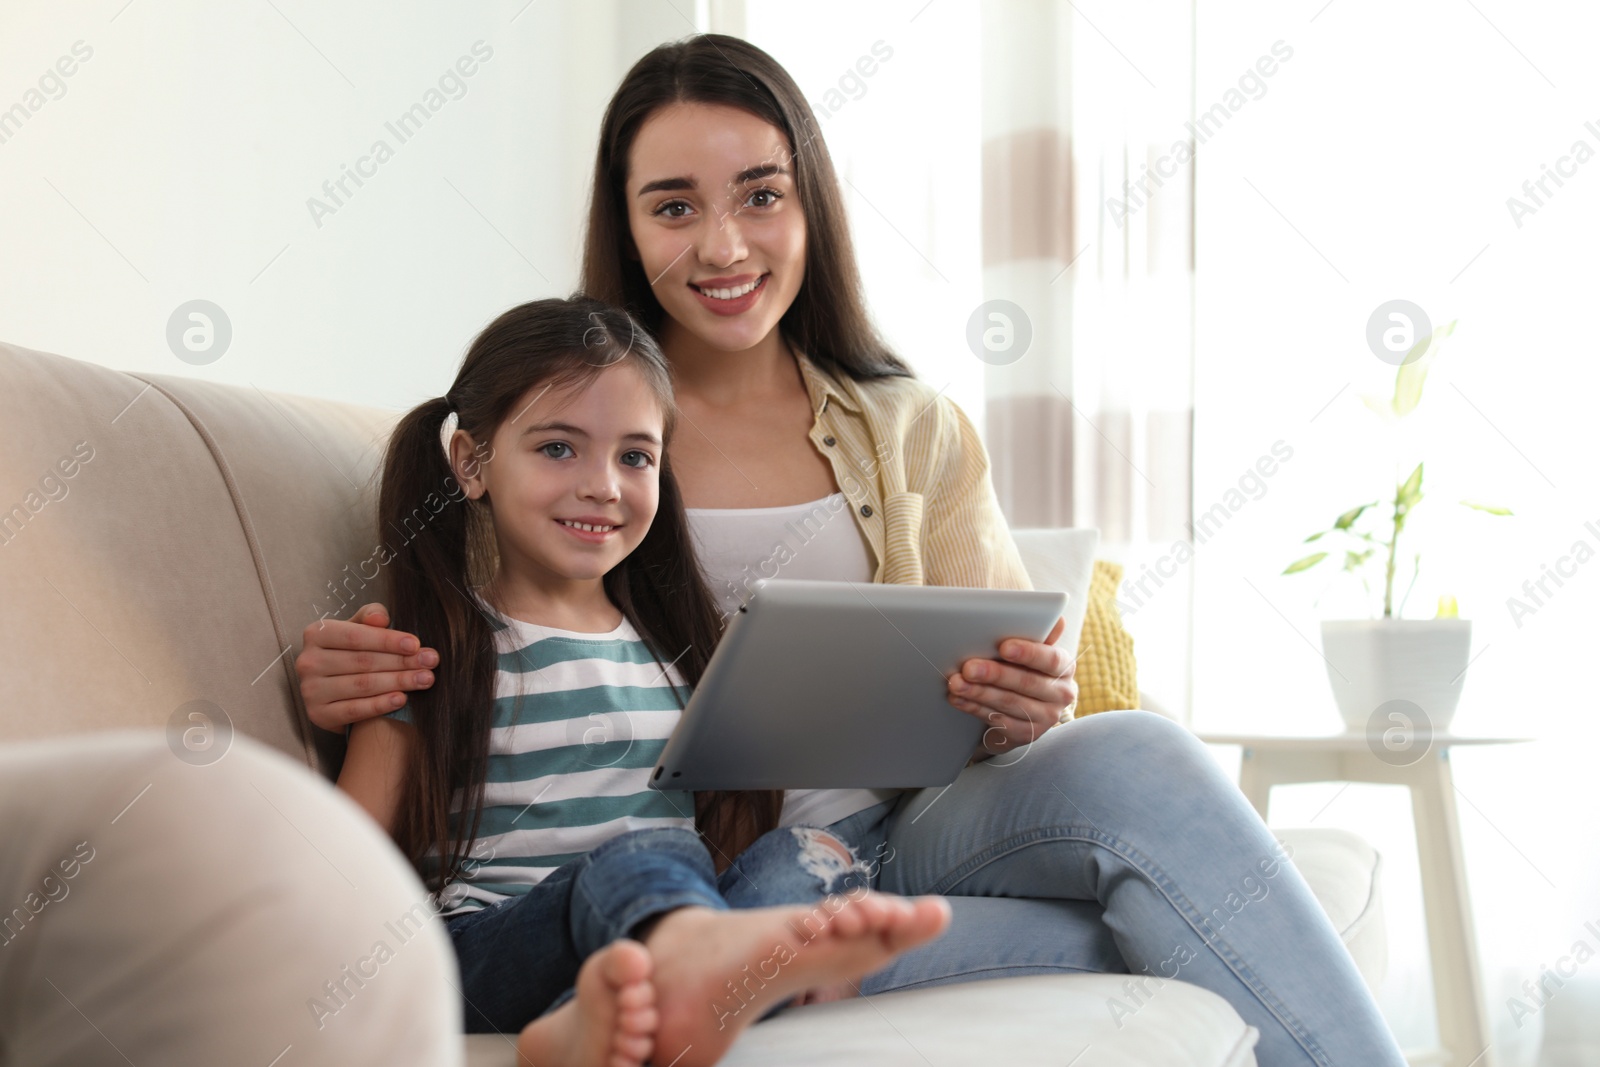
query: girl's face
625 102 807 353
451 362 665 592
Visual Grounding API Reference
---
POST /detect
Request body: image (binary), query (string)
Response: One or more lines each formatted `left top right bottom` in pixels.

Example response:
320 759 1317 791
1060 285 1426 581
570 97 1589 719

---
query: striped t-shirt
386 593 695 917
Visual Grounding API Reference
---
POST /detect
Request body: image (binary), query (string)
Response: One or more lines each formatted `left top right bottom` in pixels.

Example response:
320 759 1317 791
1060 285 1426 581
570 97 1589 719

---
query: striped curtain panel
977 0 1196 716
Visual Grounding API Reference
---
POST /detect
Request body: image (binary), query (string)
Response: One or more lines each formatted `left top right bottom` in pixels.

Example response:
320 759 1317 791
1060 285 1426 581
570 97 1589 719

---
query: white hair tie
439 408 460 462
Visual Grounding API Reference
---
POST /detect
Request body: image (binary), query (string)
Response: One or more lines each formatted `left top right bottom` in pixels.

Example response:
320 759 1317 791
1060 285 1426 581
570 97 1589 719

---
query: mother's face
625 102 806 354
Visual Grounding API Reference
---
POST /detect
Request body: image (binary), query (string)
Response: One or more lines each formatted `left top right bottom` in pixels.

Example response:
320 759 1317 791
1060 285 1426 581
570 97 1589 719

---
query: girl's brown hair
581 32 915 384
379 295 778 892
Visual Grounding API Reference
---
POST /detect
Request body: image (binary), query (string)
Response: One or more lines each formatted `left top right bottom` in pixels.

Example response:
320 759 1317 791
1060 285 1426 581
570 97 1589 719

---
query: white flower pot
1319 619 1472 733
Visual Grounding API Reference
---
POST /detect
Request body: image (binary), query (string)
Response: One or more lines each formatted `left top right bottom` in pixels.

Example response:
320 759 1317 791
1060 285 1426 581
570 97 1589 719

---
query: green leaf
1343 548 1375 572
1304 531 1327 543
1392 319 1457 417
1334 503 1377 530
1460 499 1513 516
1283 552 1328 575
1436 594 1459 618
1398 463 1424 508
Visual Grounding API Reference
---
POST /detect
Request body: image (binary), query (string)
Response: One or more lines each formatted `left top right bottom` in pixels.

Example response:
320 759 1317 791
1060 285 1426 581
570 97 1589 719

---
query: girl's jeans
445 819 873 1033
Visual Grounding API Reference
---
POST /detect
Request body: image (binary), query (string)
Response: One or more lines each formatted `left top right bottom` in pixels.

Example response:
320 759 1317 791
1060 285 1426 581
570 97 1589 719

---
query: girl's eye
651 200 691 219
747 188 783 208
538 442 573 459
623 450 655 469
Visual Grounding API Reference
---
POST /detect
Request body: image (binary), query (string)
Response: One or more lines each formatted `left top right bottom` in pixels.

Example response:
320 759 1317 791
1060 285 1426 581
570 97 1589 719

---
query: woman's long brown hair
380 295 778 892
580 32 916 385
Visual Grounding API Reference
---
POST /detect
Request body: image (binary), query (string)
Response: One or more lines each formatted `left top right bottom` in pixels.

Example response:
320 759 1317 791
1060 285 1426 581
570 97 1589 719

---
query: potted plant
1283 320 1512 733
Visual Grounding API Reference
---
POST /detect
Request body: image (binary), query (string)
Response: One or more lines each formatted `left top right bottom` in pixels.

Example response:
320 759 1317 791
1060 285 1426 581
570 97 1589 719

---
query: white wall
0 0 690 411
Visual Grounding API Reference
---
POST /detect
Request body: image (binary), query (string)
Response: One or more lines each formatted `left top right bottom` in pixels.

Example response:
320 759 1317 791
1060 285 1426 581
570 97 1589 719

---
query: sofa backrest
0 342 400 776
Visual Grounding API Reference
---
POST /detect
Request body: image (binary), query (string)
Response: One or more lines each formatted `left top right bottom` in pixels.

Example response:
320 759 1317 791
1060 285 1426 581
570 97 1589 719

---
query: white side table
1196 730 1532 1067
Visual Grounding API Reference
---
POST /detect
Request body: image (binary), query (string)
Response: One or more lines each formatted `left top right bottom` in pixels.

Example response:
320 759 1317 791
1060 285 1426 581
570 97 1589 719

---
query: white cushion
1273 827 1388 993
1010 527 1100 655
464 972 1260 1066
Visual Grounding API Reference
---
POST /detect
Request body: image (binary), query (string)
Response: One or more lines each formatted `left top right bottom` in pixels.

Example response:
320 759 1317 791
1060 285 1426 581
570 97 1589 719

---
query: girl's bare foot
516 939 657 1067
794 979 856 1006
643 892 950 1067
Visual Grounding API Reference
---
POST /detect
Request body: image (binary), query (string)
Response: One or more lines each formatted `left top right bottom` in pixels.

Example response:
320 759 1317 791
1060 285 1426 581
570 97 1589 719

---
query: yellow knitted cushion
1071 560 1139 716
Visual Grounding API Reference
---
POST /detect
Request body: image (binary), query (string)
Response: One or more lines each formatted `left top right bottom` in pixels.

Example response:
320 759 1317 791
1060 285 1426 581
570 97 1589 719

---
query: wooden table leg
1408 748 1494 1067
1228 743 1495 1066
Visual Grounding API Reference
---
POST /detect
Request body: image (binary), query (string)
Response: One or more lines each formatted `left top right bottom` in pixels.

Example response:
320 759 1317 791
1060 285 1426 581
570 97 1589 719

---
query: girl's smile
555 516 623 542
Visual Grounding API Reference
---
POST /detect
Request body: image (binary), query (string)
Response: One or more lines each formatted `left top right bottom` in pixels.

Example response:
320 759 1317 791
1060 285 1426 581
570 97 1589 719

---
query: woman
296 34 1406 1066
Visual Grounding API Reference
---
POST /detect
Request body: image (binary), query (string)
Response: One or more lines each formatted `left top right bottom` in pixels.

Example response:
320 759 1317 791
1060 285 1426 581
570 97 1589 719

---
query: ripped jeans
443 823 876 1033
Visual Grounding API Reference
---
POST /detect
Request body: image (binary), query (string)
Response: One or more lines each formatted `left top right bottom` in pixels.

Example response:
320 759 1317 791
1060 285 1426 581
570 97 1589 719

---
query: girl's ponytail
378 395 497 895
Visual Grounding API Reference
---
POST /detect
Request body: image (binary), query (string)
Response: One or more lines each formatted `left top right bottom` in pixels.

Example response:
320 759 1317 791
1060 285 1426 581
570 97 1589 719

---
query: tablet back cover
649 579 1066 791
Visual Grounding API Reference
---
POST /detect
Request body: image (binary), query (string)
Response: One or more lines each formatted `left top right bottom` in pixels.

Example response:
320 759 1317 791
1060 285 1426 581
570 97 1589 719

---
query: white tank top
685 492 902 829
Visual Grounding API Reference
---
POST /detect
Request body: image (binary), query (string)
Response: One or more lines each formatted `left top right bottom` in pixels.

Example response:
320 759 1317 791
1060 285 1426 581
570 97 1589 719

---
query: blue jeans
443 821 873 1033
814 709 1406 1067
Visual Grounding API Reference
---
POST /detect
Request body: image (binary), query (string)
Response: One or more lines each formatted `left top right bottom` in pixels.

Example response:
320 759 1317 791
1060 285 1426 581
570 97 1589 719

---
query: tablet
647 578 1068 792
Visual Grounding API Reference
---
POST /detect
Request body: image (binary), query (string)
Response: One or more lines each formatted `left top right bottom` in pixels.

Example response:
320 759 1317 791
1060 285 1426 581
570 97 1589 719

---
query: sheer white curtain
977 0 1197 716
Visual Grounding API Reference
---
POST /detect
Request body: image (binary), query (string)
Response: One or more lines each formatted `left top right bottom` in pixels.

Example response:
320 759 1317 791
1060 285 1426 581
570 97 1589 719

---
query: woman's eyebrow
734 162 788 184
635 163 790 198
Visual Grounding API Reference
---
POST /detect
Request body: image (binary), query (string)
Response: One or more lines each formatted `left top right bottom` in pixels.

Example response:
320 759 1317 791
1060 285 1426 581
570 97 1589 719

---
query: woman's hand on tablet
946 615 1079 759
295 603 438 732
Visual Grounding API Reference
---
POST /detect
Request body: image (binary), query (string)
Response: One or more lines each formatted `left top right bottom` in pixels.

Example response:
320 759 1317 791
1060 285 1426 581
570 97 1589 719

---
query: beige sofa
0 341 1389 1066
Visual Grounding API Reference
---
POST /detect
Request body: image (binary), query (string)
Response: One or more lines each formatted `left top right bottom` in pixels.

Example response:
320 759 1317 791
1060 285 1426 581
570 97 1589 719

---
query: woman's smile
689 272 768 316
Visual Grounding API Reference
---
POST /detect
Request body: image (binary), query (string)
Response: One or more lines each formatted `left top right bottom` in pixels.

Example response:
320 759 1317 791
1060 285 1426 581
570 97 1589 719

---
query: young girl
333 295 950 1067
